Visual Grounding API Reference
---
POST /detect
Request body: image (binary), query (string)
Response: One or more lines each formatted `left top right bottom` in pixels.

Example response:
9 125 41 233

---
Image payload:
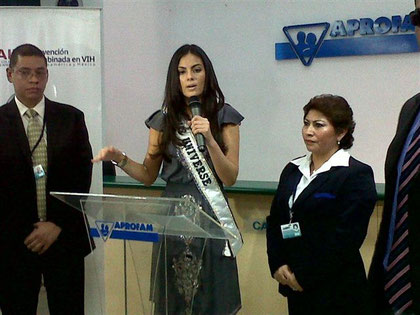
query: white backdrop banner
0 7 103 314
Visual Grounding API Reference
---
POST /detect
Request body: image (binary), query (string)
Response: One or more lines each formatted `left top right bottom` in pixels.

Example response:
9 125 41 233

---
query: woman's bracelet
111 152 128 168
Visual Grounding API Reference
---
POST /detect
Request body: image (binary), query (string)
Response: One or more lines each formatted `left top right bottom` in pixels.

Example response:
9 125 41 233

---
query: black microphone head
188 96 201 107
188 96 201 116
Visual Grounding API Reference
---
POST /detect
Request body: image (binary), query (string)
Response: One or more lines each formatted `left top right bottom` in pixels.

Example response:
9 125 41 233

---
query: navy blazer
266 156 377 312
0 98 93 267
368 93 420 314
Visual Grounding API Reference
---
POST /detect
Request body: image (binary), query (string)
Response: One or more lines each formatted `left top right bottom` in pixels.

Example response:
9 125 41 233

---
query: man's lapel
45 98 60 166
388 95 420 172
5 99 32 165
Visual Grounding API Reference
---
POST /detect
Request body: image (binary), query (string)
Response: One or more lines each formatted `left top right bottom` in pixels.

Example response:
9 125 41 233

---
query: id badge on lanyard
33 164 46 179
280 193 302 239
30 118 47 181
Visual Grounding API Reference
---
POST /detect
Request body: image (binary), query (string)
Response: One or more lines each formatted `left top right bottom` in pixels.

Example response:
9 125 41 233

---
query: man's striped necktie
25 109 47 221
384 124 420 314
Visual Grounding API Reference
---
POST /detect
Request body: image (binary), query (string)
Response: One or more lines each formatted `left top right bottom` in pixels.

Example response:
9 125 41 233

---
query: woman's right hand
92 146 123 163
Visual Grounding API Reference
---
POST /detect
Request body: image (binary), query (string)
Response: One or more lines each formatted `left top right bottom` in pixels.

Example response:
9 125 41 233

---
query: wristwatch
111 152 128 168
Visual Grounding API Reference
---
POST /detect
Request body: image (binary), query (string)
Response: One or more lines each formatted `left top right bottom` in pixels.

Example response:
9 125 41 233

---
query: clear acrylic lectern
51 192 237 315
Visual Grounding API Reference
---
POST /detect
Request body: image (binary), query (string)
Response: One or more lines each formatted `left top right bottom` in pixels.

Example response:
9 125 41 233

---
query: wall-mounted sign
276 14 418 66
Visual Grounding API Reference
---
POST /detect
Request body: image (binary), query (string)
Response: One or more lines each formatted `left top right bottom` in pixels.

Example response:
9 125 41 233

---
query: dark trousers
0 243 85 315
286 287 373 315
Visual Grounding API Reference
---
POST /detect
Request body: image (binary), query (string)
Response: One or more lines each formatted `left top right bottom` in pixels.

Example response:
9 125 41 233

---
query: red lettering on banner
0 49 12 59
0 49 6 60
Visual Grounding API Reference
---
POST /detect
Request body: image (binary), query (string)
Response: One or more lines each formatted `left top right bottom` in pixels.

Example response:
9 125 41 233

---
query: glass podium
51 192 237 315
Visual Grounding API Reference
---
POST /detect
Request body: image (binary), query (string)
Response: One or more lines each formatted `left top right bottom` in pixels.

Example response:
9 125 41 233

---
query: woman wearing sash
93 44 243 314
266 95 377 315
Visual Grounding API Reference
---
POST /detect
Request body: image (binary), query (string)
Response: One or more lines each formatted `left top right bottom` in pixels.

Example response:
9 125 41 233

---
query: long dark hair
160 44 225 159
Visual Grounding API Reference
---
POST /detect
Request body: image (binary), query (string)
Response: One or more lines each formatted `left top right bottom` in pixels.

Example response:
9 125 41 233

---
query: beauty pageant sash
176 123 243 257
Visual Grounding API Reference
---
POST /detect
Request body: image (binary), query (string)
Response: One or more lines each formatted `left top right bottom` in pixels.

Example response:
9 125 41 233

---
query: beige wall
102 186 382 314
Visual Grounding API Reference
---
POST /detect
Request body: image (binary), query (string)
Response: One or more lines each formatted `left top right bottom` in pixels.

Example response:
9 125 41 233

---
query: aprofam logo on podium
95 221 115 242
91 220 159 243
276 13 419 66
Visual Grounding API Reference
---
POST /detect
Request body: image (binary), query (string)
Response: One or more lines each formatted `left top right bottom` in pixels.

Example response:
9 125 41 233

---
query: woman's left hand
287 273 304 292
274 265 304 292
189 115 214 142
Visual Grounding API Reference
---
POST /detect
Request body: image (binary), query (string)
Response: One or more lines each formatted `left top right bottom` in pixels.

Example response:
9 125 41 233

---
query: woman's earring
337 140 341 145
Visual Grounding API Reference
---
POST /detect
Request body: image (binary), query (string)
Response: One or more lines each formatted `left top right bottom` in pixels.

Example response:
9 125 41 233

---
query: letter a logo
283 22 330 66
95 221 114 242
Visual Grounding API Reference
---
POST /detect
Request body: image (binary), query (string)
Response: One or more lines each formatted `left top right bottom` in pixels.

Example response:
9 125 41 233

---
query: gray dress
145 104 243 315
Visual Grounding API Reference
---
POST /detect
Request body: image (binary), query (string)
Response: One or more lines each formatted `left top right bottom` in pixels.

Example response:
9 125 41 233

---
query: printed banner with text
0 7 103 314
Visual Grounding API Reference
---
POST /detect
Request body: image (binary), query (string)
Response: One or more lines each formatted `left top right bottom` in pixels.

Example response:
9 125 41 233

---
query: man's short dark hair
9 43 47 69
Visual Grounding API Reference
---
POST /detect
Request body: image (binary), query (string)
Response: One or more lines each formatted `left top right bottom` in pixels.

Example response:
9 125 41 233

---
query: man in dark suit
0 44 93 314
368 3 420 314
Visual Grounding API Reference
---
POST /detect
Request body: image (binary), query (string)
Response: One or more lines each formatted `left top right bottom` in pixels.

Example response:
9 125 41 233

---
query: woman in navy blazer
266 95 377 315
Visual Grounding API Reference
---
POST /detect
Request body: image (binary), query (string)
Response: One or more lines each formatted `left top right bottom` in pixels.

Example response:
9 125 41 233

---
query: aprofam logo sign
276 13 419 66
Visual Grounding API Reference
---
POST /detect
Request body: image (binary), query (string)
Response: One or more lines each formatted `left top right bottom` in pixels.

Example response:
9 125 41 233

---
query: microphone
188 96 206 152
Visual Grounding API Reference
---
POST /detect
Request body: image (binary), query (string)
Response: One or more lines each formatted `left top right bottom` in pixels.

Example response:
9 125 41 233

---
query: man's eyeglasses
410 8 420 27
15 68 48 80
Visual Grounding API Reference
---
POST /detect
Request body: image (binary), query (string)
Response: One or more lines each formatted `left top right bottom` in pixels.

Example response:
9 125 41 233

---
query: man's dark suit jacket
0 97 93 271
266 157 377 314
369 93 420 314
